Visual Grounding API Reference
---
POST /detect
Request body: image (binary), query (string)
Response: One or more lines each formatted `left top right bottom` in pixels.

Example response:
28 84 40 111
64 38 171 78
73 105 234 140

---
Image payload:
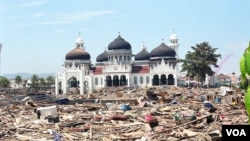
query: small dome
108 35 131 50
170 33 178 40
150 42 176 58
96 50 108 62
65 47 90 60
135 47 150 61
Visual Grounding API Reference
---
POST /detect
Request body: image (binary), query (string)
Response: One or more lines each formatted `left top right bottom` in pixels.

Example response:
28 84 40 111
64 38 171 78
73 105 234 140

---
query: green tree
15 75 22 88
0 76 10 88
178 42 221 85
39 77 46 89
31 74 39 92
46 75 55 94
46 75 55 87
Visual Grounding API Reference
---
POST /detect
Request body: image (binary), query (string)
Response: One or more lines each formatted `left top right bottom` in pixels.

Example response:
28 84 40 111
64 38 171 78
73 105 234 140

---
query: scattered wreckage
0 86 248 141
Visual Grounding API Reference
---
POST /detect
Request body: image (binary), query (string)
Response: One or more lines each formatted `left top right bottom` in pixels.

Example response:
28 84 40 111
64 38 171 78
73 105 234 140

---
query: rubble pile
0 86 248 141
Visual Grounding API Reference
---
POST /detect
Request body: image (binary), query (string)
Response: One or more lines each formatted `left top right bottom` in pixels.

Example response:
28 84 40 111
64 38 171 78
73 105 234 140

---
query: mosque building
55 32 179 95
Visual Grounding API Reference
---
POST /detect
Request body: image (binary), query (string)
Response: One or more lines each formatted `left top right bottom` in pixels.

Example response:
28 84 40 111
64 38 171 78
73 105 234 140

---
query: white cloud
33 13 44 18
17 10 114 27
53 10 114 24
19 0 46 7
54 29 65 33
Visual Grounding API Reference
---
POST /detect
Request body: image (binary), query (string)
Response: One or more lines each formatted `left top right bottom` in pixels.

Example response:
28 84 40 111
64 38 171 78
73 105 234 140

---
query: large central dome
108 35 131 50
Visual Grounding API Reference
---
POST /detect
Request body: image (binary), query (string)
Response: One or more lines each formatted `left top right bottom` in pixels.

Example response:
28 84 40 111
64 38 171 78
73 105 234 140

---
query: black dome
65 47 91 60
150 43 176 58
96 50 108 62
135 48 150 61
108 35 131 50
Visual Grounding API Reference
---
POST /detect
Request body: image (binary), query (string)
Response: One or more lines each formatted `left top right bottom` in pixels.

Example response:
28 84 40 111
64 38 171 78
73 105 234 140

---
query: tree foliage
39 77 46 88
178 42 221 84
46 75 55 87
15 75 22 88
31 74 39 90
0 76 10 88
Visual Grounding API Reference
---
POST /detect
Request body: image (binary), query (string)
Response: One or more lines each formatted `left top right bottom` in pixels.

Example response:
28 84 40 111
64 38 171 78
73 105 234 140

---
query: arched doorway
106 75 112 87
168 74 174 85
152 75 159 86
120 75 127 86
160 74 167 85
58 82 62 94
113 75 119 87
68 77 78 88
68 76 79 94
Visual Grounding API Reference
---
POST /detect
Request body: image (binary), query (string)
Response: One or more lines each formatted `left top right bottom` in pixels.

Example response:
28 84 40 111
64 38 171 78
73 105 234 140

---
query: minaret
169 28 179 55
169 29 180 74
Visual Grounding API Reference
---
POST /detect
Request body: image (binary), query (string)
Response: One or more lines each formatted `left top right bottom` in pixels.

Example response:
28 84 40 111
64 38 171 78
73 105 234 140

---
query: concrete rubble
0 86 248 141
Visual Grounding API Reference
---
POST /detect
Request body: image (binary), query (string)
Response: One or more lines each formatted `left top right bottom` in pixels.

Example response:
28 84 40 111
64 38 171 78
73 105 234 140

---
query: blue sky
1 0 250 75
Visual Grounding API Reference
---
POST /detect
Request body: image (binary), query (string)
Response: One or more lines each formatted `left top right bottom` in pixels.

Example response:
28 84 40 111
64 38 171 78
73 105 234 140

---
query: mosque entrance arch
58 82 62 94
152 75 159 86
67 76 79 94
168 74 174 85
106 75 112 87
160 74 167 85
68 76 78 88
120 75 127 86
113 75 119 87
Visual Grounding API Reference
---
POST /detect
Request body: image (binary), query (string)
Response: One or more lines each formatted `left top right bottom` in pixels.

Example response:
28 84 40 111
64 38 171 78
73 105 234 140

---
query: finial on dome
141 41 147 51
173 28 175 33
79 32 81 37
141 41 145 50
162 38 164 42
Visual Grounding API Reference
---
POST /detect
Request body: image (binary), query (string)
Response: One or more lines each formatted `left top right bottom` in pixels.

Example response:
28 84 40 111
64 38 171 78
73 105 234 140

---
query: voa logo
226 129 246 136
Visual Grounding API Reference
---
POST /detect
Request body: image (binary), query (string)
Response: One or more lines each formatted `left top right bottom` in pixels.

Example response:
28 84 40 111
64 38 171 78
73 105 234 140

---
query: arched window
101 78 103 85
134 76 137 84
140 76 143 84
95 77 98 85
119 56 122 62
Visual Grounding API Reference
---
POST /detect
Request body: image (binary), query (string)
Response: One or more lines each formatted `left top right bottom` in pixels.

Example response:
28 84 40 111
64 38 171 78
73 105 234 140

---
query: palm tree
31 74 39 92
46 76 55 87
15 75 22 89
178 42 221 86
46 75 55 93
39 77 46 90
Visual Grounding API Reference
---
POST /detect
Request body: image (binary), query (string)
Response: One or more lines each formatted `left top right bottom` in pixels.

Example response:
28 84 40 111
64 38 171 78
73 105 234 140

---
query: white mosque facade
55 33 179 95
